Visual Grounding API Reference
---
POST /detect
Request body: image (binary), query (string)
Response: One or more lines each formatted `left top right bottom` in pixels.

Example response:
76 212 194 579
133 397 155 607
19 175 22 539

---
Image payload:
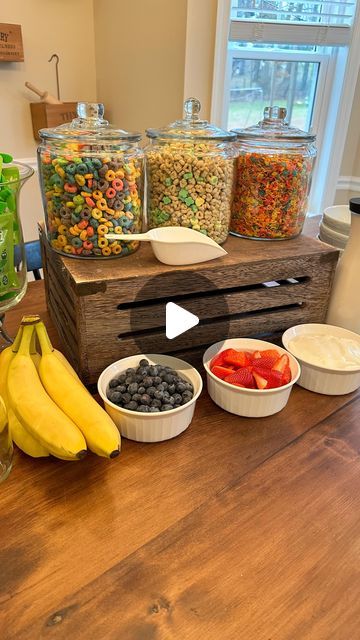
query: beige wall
94 0 188 137
0 0 97 241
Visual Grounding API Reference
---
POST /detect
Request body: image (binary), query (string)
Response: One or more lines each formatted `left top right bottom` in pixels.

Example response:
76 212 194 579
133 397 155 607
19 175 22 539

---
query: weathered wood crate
39 221 339 384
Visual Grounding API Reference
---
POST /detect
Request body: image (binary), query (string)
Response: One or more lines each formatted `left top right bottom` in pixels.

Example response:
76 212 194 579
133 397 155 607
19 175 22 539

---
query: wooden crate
39 222 339 384
30 103 78 141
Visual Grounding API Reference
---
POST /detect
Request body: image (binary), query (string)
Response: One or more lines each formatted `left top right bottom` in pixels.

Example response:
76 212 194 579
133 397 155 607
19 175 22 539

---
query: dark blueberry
148 366 158 376
126 367 136 375
138 386 146 395
164 374 175 384
153 376 162 386
147 386 156 397
124 400 138 411
137 367 149 377
185 382 194 391
151 399 162 408
140 394 151 406
143 376 154 388
137 405 150 412
139 359 149 367
167 383 176 394
107 390 122 404
182 391 193 400
160 371 167 379
173 404 181 408
115 385 127 394
127 382 138 395
132 393 142 403
167 396 175 405
161 404 174 412
125 375 135 385
176 382 186 393
156 384 165 393
135 374 143 383
173 393 182 404
122 392 131 404
109 378 120 389
149 406 159 412
118 373 127 383
154 390 164 400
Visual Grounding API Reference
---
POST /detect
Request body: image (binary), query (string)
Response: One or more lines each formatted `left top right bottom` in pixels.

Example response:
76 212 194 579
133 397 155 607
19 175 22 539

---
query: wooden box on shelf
30 103 77 140
39 220 338 385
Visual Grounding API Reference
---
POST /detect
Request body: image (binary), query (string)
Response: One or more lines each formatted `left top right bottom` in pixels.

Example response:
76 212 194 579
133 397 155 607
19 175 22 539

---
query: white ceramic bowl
98 354 203 442
203 338 300 418
323 205 350 236
319 220 348 250
282 323 360 395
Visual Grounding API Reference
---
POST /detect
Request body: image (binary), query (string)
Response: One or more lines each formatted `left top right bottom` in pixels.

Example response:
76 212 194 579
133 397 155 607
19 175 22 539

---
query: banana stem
18 325 34 356
35 322 54 356
29 327 38 356
11 325 23 353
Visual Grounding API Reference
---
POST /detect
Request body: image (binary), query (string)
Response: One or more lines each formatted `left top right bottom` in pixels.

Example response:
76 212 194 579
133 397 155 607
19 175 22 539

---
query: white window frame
211 0 360 214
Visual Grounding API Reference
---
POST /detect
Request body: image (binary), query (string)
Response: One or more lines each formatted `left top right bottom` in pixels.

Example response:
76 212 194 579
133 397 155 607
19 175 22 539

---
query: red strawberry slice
281 365 292 385
224 368 255 388
256 354 280 369
272 354 289 373
211 365 235 380
253 366 283 389
253 370 268 389
210 348 236 368
261 349 281 359
223 349 251 368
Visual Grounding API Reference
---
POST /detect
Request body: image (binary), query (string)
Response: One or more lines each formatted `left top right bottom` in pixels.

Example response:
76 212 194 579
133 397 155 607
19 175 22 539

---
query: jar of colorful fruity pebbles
231 106 316 240
37 102 144 258
145 98 236 245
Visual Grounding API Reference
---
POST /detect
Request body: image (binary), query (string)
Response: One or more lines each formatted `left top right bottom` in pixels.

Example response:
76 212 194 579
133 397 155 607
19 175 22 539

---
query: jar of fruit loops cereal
37 102 144 258
145 98 236 245
231 106 316 240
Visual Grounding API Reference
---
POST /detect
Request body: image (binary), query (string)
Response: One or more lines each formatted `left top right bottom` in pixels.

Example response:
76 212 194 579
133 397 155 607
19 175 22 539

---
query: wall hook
48 54 60 100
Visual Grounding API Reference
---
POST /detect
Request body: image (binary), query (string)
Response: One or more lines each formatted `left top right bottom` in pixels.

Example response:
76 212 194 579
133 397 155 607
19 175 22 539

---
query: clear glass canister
231 106 316 240
145 98 236 245
38 103 144 258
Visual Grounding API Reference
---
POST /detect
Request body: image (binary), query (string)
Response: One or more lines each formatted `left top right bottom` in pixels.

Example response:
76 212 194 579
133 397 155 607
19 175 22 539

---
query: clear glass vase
0 160 34 343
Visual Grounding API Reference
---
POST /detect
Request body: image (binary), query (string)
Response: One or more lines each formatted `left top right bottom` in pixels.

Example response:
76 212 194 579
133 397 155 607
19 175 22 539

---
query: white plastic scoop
105 227 227 265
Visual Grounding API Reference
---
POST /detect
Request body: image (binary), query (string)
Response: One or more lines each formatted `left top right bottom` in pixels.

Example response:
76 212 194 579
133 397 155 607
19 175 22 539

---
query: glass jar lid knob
72 102 109 129
263 106 287 123
184 97 201 122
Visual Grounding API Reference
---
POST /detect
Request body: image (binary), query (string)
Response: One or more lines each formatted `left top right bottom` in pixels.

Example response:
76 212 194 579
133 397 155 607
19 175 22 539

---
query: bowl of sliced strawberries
203 338 301 417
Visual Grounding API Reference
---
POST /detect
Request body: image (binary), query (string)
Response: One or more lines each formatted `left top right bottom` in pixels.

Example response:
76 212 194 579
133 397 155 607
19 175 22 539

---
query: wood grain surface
39 219 339 383
1 281 359 639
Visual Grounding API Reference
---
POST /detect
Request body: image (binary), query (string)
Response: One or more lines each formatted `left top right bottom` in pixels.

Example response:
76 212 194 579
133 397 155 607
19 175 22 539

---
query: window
211 0 360 214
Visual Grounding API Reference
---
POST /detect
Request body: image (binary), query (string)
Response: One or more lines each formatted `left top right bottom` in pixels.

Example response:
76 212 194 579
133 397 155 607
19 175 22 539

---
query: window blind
230 0 357 44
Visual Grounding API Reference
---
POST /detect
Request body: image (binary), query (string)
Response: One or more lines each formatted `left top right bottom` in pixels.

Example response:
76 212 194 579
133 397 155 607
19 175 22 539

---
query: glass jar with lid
37 102 144 258
231 106 316 240
145 98 236 245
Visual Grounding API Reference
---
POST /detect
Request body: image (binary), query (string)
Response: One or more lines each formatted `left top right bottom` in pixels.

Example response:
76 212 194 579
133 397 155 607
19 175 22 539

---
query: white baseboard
337 175 360 192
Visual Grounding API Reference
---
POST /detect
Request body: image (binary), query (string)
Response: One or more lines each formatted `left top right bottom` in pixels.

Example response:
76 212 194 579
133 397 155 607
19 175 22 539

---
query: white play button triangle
165 302 199 339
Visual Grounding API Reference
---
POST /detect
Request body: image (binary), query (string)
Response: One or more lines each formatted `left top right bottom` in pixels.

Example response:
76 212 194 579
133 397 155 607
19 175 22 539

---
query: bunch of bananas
0 316 121 460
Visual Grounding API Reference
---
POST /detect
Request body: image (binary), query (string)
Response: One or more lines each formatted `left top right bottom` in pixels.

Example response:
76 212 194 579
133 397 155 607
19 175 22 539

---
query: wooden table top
1 280 360 640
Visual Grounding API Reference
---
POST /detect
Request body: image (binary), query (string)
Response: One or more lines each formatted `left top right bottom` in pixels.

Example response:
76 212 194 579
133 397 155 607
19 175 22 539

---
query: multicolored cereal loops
230 152 314 239
40 148 143 257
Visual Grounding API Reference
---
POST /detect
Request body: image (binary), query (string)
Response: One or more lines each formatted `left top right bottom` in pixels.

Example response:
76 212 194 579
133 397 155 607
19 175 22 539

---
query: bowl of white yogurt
282 323 360 395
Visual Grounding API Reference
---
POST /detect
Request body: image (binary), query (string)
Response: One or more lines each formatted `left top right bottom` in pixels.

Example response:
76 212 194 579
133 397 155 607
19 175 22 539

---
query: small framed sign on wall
0 24 24 62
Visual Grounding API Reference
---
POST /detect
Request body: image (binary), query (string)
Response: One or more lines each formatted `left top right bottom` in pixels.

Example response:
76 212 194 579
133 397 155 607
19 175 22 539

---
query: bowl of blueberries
97 354 203 442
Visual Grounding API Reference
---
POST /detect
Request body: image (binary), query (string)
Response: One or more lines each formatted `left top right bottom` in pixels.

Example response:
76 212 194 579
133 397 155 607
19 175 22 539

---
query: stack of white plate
319 204 350 251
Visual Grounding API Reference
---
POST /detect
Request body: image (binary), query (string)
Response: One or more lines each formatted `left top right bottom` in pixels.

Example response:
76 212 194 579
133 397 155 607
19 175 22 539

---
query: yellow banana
7 324 87 460
0 325 49 458
36 322 121 459
8 409 49 457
